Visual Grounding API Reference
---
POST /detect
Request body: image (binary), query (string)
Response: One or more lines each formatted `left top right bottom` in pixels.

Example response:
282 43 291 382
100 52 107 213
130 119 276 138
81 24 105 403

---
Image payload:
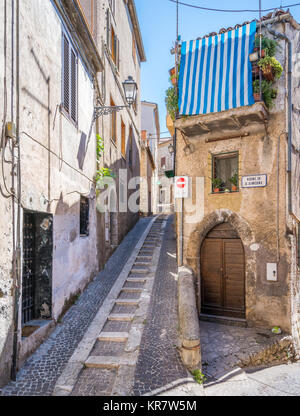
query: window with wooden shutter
63 35 70 114
70 49 77 122
121 118 126 158
62 31 78 124
110 96 117 144
106 9 111 50
129 127 133 168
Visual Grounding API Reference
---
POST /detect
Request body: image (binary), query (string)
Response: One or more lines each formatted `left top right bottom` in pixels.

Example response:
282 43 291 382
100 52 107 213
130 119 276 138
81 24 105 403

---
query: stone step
127 277 148 283
115 299 140 306
199 313 247 327
130 268 149 274
136 255 152 260
85 355 136 369
98 332 129 342
134 261 151 267
108 314 135 322
121 287 143 293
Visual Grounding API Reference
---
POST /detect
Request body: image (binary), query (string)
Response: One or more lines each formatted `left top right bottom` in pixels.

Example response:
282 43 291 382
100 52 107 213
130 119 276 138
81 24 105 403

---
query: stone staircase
69 217 166 396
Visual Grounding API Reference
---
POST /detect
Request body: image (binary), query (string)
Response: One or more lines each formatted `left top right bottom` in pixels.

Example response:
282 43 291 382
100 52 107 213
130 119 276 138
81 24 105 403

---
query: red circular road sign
176 177 186 189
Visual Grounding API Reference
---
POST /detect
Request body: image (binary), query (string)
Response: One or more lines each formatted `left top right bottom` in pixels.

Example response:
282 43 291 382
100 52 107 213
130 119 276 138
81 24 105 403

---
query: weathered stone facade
140 101 159 216
0 0 145 386
172 15 300 349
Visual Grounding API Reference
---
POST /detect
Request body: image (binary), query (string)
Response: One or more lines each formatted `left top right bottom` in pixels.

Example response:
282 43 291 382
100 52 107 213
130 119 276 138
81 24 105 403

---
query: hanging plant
258 56 283 81
95 134 115 187
253 79 278 109
165 85 178 121
254 35 278 57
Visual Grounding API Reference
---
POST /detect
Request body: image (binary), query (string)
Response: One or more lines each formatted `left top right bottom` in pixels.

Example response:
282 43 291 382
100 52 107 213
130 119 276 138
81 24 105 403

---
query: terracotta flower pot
252 65 260 76
232 185 238 192
254 48 265 57
214 188 220 193
253 92 261 102
262 65 275 81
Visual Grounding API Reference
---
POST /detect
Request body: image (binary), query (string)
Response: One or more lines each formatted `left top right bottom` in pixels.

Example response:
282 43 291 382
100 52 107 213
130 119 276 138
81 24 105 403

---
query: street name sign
241 174 267 188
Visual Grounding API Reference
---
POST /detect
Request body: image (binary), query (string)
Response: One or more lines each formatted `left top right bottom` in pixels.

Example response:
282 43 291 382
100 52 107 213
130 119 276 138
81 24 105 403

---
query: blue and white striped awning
178 21 257 116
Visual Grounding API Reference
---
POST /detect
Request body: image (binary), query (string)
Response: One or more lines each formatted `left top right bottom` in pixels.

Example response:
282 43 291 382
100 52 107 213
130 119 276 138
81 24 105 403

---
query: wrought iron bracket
93 105 129 121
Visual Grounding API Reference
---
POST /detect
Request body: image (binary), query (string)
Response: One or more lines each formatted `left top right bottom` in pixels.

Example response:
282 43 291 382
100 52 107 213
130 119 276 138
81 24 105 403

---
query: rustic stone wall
173 19 300 334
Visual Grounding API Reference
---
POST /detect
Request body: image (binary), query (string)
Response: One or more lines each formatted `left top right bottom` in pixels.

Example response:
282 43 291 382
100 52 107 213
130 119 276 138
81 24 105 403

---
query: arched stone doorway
201 223 245 318
185 209 256 323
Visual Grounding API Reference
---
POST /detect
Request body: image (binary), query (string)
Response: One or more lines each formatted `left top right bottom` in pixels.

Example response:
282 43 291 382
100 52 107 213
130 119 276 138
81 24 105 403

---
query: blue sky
135 0 300 136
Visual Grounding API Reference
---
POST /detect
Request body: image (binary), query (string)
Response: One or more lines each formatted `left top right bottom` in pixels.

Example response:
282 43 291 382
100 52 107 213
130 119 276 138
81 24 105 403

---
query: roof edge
128 0 146 62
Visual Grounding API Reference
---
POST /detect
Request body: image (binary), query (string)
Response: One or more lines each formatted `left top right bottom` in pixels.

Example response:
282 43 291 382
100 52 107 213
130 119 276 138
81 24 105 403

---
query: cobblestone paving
133 216 189 396
70 368 117 396
200 320 290 382
0 217 152 396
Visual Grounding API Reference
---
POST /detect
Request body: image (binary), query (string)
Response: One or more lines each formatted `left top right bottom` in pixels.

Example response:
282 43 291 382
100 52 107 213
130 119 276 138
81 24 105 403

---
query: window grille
80 196 89 236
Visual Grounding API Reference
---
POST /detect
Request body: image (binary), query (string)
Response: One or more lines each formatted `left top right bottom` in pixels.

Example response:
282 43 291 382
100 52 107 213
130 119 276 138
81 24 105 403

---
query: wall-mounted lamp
93 76 138 121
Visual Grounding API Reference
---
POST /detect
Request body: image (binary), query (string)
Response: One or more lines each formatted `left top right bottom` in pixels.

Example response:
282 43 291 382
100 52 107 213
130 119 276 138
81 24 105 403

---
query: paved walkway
204 362 300 396
0 217 153 396
200 321 295 383
133 215 189 396
54 216 166 396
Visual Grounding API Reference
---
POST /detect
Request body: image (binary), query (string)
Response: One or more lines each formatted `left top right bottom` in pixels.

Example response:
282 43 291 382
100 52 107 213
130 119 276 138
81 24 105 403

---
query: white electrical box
267 263 277 281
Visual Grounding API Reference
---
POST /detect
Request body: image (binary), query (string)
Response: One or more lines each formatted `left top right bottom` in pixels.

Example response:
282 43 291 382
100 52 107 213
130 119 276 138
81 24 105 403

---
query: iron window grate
80 196 90 237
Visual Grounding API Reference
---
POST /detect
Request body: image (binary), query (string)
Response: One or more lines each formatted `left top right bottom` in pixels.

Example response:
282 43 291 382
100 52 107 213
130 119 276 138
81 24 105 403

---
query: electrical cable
0 0 13 199
169 0 300 13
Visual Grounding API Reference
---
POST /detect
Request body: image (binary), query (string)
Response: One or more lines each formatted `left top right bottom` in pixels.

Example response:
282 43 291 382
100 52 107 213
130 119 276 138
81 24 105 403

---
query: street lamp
122 76 138 106
93 76 138 120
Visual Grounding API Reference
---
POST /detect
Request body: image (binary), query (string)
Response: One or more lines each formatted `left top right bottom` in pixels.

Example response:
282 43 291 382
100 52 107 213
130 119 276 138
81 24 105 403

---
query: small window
129 127 133 168
121 118 126 158
106 9 119 70
80 196 89 236
110 96 117 144
212 152 239 193
161 157 166 168
62 32 78 124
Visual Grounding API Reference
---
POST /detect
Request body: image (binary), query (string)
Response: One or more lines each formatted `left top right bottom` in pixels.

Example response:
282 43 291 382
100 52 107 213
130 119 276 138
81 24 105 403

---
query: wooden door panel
223 240 245 314
201 232 245 319
201 239 222 310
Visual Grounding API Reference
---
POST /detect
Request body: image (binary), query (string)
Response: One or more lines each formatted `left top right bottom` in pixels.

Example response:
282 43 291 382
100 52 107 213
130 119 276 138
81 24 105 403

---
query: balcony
174 102 268 141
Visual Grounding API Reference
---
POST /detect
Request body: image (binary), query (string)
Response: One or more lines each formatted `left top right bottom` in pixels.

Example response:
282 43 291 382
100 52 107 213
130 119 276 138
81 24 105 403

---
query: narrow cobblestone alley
0 215 190 397
0 217 154 396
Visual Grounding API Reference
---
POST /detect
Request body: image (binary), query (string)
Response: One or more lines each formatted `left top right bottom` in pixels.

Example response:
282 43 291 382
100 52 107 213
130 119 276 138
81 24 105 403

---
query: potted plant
229 172 239 192
252 80 262 102
254 35 278 57
258 56 283 82
253 79 278 109
211 177 223 193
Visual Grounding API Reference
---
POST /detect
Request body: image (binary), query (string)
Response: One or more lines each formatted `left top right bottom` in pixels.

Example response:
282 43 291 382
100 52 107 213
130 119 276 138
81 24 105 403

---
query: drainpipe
11 0 21 381
265 25 293 215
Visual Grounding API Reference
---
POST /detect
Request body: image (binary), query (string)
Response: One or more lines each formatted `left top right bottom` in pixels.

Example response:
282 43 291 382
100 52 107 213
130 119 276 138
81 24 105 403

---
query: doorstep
19 320 55 369
199 313 247 328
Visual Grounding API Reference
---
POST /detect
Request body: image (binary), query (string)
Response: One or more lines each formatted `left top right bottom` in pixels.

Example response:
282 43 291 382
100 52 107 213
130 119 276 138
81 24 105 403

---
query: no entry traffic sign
174 176 189 198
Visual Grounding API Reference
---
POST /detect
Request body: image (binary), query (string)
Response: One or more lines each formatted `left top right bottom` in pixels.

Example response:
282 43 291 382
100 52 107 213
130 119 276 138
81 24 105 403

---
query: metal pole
259 0 262 100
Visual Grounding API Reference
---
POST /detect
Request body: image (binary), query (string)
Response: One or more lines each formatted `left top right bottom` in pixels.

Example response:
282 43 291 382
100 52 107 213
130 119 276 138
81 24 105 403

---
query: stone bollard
178 266 201 369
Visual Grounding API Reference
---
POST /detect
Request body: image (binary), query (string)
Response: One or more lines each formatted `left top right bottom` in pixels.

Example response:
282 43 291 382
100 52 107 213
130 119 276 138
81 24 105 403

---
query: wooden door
201 224 245 318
